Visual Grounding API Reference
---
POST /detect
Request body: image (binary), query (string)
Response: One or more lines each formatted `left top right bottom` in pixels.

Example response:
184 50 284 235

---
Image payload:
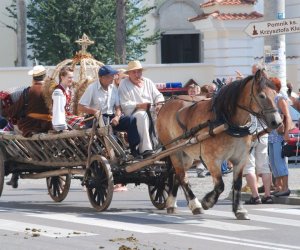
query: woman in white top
52 66 84 131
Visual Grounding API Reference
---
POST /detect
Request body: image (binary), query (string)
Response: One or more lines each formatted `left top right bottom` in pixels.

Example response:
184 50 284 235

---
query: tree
26 0 160 65
1 0 17 33
115 0 126 64
125 0 160 62
1 0 27 66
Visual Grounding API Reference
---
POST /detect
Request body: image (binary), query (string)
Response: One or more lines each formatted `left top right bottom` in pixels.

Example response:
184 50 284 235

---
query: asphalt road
1 173 300 250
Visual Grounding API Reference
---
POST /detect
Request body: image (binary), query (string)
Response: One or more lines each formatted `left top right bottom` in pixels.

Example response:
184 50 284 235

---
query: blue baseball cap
98 65 118 76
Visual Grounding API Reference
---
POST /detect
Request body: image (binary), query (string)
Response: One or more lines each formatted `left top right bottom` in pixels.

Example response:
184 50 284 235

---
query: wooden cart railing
0 127 110 167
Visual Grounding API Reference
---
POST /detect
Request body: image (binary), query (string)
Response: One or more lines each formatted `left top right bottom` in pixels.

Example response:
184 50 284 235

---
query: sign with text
244 17 300 38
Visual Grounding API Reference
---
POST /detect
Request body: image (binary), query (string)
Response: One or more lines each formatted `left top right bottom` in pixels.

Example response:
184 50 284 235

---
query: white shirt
52 87 67 131
118 77 164 116
79 79 119 115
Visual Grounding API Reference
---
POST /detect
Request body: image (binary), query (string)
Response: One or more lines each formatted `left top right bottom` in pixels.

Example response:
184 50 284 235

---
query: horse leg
166 173 180 214
201 176 224 210
166 152 203 214
201 161 224 210
232 169 249 220
180 172 204 215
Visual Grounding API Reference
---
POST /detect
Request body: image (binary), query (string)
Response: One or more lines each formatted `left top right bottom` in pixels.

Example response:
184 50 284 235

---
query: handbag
282 142 299 157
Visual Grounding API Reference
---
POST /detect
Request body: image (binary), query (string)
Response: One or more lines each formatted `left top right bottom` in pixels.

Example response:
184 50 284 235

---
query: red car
283 127 300 157
282 105 300 158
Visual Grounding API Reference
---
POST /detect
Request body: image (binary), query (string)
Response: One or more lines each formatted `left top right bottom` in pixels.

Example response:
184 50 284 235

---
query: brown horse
156 70 282 220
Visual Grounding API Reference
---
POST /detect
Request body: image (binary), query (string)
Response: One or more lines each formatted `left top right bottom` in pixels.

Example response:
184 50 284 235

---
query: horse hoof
167 207 176 214
235 212 250 220
192 207 204 215
201 201 209 210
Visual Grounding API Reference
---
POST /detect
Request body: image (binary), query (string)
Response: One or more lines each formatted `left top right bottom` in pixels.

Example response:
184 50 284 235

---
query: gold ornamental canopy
50 33 103 84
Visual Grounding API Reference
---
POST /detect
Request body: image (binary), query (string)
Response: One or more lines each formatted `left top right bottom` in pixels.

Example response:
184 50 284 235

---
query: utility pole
16 0 27 66
264 0 286 93
115 0 126 64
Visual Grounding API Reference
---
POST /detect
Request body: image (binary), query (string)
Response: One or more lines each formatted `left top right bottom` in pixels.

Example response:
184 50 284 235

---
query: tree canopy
26 0 160 65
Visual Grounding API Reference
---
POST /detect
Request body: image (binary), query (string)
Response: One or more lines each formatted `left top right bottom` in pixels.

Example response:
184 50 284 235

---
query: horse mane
213 75 253 121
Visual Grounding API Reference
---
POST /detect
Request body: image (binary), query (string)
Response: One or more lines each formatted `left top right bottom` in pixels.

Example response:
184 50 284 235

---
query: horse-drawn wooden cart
0 34 175 211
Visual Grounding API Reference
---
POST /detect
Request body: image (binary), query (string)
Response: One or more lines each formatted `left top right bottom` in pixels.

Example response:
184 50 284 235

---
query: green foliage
27 0 160 65
1 0 17 33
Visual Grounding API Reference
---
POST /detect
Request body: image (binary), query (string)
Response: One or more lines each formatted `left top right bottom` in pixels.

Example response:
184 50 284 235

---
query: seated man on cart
118 60 164 158
2 65 53 188
78 65 140 157
2 65 52 137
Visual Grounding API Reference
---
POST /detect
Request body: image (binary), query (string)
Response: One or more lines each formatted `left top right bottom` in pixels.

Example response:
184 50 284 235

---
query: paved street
0 166 300 250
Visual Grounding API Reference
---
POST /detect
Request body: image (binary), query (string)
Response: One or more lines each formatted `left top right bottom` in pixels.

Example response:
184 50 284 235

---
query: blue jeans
221 161 228 174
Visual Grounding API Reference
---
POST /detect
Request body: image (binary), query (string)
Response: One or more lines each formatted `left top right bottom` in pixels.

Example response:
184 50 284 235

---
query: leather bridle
237 77 277 120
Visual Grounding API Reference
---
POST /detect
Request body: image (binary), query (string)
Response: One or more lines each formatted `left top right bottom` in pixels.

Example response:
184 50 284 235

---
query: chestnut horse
156 70 282 220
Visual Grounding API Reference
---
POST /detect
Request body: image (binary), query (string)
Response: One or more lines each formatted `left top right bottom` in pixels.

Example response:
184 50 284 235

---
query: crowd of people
0 61 297 201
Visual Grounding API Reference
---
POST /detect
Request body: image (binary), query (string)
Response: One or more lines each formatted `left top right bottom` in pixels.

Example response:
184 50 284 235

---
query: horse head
250 69 282 129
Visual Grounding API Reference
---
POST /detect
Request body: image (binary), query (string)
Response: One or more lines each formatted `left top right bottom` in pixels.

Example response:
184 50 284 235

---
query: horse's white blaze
188 198 202 211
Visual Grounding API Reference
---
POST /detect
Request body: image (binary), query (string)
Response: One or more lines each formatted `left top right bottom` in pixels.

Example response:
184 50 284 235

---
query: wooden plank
125 124 228 173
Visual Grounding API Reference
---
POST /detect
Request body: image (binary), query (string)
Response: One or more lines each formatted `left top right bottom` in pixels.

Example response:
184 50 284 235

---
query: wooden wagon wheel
148 159 174 210
0 150 5 197
85 155 113 212
46 174 71 202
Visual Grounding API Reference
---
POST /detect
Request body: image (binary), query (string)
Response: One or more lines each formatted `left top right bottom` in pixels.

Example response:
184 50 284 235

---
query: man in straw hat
3 65 52 188
118 60 164 158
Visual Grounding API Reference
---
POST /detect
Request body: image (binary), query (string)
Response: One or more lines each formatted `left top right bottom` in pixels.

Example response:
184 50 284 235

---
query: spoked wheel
0 151 5 197
148 163 174 210
85 155 113 212
46 174 71 202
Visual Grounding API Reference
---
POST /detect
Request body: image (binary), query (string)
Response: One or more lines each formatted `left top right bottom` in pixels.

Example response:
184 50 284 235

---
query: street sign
244 17 300 38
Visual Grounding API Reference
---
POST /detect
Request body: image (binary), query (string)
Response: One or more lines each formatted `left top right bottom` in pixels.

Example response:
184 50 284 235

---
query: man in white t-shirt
118 61 164 158
78 65 140 156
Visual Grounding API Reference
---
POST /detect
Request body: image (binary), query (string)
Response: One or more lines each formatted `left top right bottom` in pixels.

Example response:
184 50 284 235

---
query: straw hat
126 60 143 72
28 65 46 77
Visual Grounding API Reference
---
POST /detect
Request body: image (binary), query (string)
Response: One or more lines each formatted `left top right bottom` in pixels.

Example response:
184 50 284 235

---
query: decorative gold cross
75 33 94 53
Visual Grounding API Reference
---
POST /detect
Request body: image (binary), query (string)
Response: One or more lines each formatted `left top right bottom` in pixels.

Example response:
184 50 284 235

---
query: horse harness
174 94 258 146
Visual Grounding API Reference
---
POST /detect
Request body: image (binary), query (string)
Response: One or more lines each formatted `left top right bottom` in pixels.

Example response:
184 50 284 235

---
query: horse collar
222 114 257 137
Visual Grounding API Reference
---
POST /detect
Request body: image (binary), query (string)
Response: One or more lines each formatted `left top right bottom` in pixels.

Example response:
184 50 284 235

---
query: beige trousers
132 110 153 153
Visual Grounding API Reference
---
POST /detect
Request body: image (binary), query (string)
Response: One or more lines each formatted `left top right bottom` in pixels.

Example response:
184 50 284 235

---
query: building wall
144 0 204 63
189 0 300 88
0 0 17 67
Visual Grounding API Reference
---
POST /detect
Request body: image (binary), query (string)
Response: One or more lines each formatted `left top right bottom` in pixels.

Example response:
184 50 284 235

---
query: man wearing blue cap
78 65 140 156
